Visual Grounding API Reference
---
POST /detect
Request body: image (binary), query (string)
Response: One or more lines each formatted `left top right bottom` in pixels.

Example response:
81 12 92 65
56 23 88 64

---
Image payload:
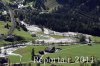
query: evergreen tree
31 48 35 61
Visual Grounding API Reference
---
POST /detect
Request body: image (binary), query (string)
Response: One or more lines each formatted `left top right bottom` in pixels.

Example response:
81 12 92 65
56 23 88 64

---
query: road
1 0 16 37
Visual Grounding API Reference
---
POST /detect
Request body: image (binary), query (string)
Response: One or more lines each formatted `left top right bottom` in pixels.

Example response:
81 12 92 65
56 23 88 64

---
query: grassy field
93 36 100 43
0 40 12 46
9 62 91 66
43 44 100 59
0 21 12 46
0 21 33 40
0 21 34 46
0 21 12 34
13 29 34 41
40 63 91 66
8 44 100 66
11 63 91 66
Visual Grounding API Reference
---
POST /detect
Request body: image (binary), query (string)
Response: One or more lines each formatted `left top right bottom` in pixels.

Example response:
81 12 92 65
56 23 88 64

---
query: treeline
15 6 100 36
31 13 100 36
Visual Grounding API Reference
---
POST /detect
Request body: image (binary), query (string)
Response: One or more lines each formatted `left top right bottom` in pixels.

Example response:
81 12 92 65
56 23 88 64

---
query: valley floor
6 43 100 66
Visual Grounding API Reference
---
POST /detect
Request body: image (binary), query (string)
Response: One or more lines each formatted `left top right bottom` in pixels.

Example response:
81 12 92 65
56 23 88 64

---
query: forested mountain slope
30 0 100 36
1 0 100 36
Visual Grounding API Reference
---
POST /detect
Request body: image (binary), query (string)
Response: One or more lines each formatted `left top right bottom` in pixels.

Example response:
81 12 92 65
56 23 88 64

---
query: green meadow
8 43 100 66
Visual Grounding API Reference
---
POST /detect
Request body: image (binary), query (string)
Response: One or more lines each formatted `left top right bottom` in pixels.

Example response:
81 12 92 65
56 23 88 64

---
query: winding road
1 0 16 37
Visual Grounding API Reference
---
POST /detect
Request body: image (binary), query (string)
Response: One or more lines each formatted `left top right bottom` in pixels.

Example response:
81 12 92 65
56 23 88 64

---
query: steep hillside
1 0 100 36
30 0 100 36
